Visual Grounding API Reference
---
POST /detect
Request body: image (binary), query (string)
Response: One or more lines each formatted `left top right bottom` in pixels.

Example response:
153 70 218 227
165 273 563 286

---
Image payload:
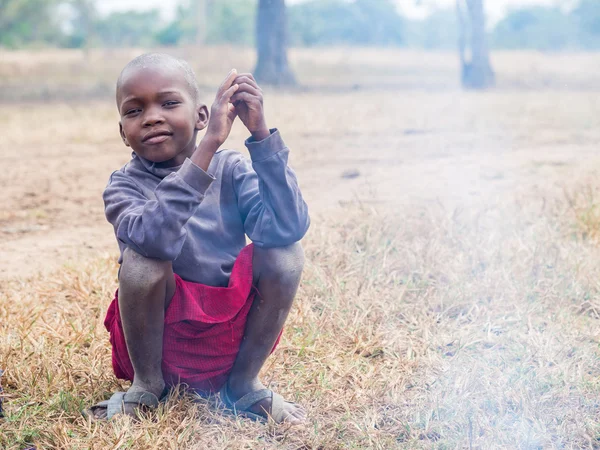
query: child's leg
226 242 306 423
94 247 175 419
119 247 176 394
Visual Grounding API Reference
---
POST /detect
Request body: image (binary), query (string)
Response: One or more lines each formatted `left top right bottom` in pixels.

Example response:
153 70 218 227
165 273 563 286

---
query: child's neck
149 139 198 169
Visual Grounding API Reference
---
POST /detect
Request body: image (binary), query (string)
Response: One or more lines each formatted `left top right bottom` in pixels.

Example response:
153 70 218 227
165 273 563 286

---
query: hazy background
2 1 600 449
96 0 559 24
1 0 598 51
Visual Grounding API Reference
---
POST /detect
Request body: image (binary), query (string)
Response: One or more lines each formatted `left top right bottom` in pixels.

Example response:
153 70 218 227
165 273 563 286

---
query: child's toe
282 402 306 424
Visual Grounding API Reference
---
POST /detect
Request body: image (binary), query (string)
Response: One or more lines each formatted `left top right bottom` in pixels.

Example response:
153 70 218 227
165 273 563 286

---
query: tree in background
206 0 256 45
289 0 402 47
155 0 256 47
573 0 600 49
68 0 97 50
457 0 494 89
0 0 63 48
492 7 578 51
2 0 599 57
95 10 162 48
254 0 296 86
196 0 207 45
403 9 457 49
154 2 196 46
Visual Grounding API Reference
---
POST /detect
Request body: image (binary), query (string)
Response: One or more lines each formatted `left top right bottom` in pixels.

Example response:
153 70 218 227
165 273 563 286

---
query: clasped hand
205 69 269 148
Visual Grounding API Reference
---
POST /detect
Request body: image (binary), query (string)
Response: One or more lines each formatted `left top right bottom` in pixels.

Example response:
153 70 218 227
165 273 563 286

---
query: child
85 53 309 424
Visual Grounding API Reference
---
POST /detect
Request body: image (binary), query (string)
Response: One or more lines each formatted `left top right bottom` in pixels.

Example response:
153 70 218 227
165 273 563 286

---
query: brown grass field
1 46 600 449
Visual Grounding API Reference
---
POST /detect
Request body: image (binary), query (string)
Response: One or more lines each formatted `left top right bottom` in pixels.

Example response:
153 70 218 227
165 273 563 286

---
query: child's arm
103 71 241 260
190 70 240 172
233 131 310 247
103 163 213 260
230 73 310 247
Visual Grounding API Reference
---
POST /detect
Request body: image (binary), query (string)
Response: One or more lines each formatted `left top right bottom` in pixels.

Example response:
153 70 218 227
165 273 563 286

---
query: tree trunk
457 0 495 89
254 0 296 86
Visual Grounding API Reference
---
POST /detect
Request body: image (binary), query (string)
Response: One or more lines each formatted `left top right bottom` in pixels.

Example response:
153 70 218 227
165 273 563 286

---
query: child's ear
119 122 130 147
195 104 209 131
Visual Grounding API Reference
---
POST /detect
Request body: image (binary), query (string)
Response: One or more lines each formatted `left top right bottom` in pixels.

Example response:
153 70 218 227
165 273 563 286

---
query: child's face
117 65 207 165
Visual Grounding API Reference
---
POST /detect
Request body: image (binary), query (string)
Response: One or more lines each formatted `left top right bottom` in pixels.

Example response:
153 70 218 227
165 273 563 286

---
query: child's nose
143 107 165 127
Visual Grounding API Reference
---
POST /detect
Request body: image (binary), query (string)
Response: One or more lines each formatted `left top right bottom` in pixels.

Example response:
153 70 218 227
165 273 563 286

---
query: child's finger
217 69 238 98
230 91 261 106
220 83 239 103
237 72 258 83
234 74 261 90
227 102 238 121
234 82 262 98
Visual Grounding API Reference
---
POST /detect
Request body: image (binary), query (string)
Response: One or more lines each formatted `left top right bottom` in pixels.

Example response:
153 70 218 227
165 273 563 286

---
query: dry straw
2 187 600 448
1 46 600 450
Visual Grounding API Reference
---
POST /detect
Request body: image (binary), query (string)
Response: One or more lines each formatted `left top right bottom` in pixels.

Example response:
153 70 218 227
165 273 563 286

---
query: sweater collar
132 152 182 178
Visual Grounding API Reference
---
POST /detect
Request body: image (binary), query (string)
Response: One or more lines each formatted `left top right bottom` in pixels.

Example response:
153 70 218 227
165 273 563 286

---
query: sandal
82 387 169 421
218 383 300 424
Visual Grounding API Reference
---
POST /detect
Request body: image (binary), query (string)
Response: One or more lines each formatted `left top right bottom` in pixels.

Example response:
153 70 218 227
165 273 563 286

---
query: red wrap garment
104 244 280 392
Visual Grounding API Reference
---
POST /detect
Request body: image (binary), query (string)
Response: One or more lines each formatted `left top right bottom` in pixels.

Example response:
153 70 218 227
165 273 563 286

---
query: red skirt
104 244 277 393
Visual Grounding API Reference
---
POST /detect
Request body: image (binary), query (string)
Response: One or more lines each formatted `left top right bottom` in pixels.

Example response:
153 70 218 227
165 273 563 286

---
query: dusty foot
226 378 306 425
88 382 165 421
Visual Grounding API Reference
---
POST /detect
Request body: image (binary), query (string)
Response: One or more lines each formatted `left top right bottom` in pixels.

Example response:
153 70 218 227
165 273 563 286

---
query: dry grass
2 194 600 448
1 47 600 448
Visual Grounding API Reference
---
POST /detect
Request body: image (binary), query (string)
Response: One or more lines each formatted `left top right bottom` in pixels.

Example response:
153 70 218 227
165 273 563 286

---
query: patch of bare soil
2 86 599 280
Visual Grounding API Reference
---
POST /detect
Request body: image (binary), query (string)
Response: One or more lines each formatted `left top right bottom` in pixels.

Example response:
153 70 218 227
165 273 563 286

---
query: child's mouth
146 135 170 145
144 133 172 145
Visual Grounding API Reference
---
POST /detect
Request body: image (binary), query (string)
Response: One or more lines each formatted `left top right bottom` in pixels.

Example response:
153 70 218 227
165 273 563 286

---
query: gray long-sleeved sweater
103 129 310 287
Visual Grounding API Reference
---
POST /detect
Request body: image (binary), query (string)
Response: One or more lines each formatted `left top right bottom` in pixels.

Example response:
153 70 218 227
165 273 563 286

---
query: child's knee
120 247 173 293
253 242 305 285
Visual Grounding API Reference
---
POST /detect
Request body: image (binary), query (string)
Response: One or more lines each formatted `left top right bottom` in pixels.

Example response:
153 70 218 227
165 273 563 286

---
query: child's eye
124 108 141 116
164 101 180 107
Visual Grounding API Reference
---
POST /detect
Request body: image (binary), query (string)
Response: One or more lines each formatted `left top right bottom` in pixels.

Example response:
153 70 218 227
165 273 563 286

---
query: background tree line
1 0 599 51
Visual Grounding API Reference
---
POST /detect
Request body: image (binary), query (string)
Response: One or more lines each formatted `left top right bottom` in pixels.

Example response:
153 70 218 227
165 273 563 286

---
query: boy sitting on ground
85 53 310 424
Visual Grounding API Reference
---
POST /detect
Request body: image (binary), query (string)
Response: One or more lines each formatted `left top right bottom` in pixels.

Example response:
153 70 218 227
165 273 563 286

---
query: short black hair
116 52 201 104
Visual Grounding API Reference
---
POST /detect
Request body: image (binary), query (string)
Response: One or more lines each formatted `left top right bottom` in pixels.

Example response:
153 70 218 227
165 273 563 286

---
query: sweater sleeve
103 158 214 260
233 129 310 248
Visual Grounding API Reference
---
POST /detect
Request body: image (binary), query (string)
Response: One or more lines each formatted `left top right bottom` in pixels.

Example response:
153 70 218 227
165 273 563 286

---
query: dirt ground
1 48 600 448
2 48 599 279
